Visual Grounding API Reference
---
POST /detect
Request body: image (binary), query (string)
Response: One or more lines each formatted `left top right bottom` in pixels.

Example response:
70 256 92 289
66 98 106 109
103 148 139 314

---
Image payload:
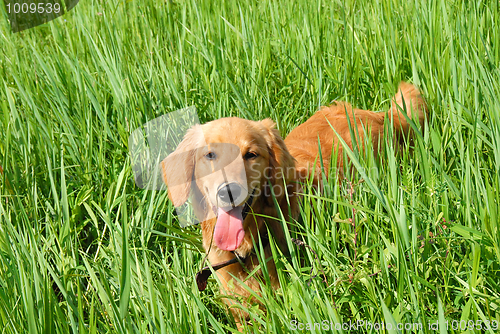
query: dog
161 81 426 330
160 117 299 329
285 82 427 184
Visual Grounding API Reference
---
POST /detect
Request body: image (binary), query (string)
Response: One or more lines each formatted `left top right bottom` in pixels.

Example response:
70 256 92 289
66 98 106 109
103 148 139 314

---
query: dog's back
285 82 427 183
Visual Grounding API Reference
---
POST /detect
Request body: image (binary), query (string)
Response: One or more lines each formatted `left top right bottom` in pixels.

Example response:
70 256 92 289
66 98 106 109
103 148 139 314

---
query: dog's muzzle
196 187 257 291
212 185 256 221
216 182 242 207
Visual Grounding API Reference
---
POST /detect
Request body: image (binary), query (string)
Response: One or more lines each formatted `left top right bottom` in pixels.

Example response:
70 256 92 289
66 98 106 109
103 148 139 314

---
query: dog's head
161 117 295 256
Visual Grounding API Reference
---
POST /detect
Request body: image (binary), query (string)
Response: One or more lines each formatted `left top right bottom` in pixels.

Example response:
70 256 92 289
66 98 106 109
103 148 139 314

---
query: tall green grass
0 0 499 332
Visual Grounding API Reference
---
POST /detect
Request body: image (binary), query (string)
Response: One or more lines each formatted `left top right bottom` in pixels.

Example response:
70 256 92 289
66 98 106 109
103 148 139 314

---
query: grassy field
1 0 499 332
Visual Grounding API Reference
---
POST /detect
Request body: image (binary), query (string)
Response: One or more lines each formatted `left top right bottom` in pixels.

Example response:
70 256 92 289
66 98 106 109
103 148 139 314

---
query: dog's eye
244 151 259 160
204 152 217 160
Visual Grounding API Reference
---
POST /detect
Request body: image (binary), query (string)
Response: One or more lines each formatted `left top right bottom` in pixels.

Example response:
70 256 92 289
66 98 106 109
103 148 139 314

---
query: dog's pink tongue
214 207 245 251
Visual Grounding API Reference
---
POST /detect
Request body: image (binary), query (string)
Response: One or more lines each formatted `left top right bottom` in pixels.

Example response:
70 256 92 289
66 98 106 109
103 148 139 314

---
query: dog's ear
260 119 299 232
161 125 203 207
260 119 296 189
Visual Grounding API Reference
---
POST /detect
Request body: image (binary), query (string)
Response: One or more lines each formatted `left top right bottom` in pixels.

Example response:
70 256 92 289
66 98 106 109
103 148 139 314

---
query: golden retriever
160 118 299 328
160 81 426 330
285 82 427 183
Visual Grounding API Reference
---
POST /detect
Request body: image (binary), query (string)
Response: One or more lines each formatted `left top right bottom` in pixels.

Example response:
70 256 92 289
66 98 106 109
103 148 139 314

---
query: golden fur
284 82 427 183
161 118 298 328
161 81 426 330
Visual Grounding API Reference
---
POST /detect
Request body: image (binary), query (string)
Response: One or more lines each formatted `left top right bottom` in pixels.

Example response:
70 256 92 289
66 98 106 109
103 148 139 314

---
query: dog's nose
217 183 242 205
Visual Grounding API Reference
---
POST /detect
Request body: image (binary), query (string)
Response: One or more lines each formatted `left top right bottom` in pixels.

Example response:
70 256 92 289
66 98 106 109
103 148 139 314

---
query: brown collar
195 230 270 291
